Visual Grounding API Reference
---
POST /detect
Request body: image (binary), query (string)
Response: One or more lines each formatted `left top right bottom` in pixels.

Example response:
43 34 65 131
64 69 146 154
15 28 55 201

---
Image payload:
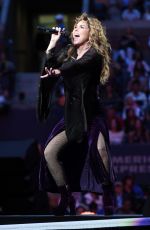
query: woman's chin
73 40 82 47
73 42 80 47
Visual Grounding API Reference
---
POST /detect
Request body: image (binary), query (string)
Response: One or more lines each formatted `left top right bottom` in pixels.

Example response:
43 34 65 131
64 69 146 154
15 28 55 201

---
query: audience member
107 106 124 129
116 197 135 214
134 0 145 15
122 175 136 202
121 3 141 20
103 84 123 111
0 51 16 99
125 80 147 109
0 87 10 114
76 203 89 215
114 181 123 211
122 96 143 119
0 24 4 52
55 14 65 29
127 51 150 78
118 28 140 62
144 0 150 12
119 0 130 11
143 109 150 142
108 1 121 20
131 118 146 143
124 108 138 143
143 8 150 20
128 70 147 93
93 0 109 20
122 175 144 212
109 118 125 144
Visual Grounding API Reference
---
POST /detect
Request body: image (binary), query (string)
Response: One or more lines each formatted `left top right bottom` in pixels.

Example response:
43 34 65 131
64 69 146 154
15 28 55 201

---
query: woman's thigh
97 132 109 172
44 130 68 161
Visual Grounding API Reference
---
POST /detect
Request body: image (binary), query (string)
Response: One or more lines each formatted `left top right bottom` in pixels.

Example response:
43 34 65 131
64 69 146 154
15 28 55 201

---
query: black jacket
38 46 103 142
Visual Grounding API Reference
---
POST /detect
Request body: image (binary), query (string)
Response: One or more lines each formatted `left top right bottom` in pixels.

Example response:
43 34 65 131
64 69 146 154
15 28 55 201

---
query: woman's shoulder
89 47 102 59
87 48 103 67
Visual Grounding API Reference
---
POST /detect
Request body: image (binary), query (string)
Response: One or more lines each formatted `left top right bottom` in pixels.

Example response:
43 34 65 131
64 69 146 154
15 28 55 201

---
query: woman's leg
97 132 109 173
97 132 114 215
44 130 75 215
44 130 68 187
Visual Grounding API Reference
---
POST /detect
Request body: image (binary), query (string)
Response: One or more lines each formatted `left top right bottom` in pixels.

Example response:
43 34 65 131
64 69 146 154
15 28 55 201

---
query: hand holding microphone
42 27 63 52
37 25 70 52
50 27 62 43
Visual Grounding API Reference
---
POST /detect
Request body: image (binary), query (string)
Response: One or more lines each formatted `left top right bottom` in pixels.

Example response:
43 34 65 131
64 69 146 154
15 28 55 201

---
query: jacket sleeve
37 76 58 122
37 49 63 122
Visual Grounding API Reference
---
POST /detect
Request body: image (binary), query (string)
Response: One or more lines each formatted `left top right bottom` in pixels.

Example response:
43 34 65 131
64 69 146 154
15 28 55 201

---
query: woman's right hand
50 27 62 43
46 27 62 52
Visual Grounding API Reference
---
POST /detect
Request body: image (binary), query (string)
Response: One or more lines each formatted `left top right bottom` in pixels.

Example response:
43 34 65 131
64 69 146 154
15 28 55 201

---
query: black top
38 46 103 142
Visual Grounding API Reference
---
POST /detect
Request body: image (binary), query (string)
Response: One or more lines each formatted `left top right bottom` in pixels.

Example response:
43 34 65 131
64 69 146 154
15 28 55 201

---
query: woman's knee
44 131 67 162
97 145 107 156
97 133 106 152
44 142 55 161
44 147 50 162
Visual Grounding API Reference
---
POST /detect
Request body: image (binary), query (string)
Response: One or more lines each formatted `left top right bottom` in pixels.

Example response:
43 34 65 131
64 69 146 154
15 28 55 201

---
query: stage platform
0 215 150 230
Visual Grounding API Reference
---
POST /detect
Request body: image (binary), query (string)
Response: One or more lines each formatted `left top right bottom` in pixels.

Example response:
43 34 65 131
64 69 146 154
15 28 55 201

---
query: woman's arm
37 28 63 122
40 27 62 75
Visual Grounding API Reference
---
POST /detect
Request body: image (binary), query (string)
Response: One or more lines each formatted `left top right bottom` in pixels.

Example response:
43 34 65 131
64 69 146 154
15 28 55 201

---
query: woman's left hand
45 67 61 77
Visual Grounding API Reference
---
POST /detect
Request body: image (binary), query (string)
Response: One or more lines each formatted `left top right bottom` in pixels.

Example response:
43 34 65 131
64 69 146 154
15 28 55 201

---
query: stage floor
0 215 150 230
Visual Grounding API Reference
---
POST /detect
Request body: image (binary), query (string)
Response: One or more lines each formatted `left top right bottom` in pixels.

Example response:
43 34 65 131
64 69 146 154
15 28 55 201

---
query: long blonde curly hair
68 13 111 85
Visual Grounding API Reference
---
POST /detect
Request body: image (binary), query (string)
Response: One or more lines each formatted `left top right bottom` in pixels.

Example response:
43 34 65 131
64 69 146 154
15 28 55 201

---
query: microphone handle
36 26 66 34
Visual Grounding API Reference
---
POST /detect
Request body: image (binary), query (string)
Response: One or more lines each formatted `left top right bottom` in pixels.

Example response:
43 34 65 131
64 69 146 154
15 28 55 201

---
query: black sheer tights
44 131 68 187
44 131 109 187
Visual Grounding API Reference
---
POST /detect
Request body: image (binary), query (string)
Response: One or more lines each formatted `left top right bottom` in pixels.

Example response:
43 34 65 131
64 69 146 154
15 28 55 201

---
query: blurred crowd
106 26 150 144
0 50 15 114
0 22 15 115
91 0 150 21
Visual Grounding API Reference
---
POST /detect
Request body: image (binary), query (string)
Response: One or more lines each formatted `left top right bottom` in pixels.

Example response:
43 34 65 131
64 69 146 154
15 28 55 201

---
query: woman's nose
74 27 78 32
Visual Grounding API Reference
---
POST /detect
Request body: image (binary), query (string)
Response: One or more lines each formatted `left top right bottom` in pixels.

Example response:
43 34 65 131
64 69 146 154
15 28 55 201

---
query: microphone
36 26 69 36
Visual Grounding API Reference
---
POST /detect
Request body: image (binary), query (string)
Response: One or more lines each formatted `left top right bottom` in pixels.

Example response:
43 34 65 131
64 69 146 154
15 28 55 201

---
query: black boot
54 185 76 216
102 183 114 215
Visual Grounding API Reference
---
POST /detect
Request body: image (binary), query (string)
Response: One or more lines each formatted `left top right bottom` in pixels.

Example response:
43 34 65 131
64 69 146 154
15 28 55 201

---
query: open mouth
74 34 80 37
